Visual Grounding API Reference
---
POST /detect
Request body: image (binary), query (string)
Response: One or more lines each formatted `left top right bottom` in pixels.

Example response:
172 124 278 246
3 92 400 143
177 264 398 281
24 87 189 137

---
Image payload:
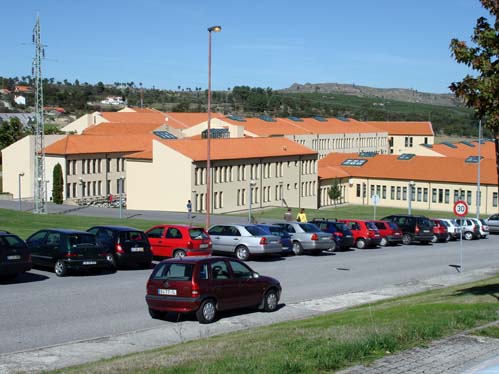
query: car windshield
245 226 267 236
299 223 321 233
151 263 194 281
68 234 96 246
189 228 209 240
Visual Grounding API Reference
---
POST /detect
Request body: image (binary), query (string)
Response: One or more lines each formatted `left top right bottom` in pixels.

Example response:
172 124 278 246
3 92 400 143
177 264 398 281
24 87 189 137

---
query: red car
370 221 403 246
145 256 281 323
431 219 449 243
338 219 381 249
145 225 212 258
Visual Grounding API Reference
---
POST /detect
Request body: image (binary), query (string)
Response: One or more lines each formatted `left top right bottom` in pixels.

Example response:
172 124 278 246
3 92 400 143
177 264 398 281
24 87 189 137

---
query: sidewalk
339 328 499 374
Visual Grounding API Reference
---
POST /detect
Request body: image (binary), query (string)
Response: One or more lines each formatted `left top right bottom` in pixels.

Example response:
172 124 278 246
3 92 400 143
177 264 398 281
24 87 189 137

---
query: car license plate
131 247 144 252
83 261 96 265
158 289 177 296
322 237 330 240
7 255 21 260
200 244 208 249
270 240 278 244
423 230 430 233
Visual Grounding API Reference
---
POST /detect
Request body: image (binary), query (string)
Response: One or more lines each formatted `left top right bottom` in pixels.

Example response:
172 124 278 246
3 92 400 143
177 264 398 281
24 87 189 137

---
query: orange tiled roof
428 141 495 159
83 122 163 135
15 85 32 92
319 152 497 184
164 112 226 129
221 116 384 136
44 134 154 155
365 121 434 136
158 137 317 161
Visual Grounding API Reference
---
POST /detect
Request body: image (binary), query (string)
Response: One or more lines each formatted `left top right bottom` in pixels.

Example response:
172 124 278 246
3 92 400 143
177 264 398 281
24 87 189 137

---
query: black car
26 229 111 277
256 224 293 254
0 232 31 281
381 215 434 245
311 219 355 250
87 226 153 269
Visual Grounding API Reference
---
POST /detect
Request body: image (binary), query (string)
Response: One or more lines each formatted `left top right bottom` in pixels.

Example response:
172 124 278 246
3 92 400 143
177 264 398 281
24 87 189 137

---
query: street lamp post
205 25 222 231
408 181 415 215
279 181 283 207
79 177 84 204
248 180 256 223
18 172 24 210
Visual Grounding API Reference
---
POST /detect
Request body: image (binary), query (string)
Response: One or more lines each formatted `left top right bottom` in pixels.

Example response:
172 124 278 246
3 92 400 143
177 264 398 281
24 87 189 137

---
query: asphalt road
2 234 499 355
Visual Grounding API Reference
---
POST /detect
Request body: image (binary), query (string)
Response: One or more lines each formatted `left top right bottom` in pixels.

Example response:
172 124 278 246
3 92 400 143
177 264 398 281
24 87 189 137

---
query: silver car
208 224 282 261
454 218 480 240
274 222 335 255
485 214 499 234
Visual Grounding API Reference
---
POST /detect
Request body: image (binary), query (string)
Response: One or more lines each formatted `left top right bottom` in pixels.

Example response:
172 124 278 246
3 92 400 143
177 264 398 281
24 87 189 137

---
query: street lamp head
208 25 222 32
19 172 24 177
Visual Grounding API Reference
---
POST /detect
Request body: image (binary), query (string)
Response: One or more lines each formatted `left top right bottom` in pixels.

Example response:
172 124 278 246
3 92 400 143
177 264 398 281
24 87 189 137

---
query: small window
229 260 253 279
165 228 182 239
147 227 164 239
199 263 209 280
211 261 230 280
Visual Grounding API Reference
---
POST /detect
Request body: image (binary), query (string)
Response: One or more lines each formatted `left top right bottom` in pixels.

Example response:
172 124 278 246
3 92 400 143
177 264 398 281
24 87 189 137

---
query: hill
281 82 461 107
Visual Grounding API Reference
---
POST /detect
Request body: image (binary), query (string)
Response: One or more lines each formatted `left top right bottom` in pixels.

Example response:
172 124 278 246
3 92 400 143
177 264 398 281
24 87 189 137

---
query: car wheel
356 238 366 249
431 234 438 243
107 254 117 269
263 289 279 312
235 246 250 261
148 308 165 319
380 237 388 247
174 249 186 259
446 233 451 242
327 241 337 252
464 231 473 240
292 241 304 255
196 299 217 324
54 260 67 277
402 233 412 245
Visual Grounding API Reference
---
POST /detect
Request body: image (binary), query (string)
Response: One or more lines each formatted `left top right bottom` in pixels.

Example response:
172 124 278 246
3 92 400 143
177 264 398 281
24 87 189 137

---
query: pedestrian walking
186 200 192 220
284 208 293 222
296 208 307 223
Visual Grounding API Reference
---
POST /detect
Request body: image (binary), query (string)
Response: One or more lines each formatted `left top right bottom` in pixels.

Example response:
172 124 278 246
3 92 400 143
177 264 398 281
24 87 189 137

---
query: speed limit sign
453 200 468 217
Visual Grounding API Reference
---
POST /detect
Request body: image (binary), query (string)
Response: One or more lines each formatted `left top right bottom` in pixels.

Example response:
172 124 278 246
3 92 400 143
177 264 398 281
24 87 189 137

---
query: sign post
372 194 380 220
453 200 468 272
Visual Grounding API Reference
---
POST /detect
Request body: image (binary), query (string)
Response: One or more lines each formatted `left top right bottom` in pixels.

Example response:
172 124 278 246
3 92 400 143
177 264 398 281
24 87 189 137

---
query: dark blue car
310 220 355 250
256 224 293 254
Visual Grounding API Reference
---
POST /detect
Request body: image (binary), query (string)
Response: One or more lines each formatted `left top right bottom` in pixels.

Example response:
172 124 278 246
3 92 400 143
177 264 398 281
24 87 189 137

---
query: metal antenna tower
32 14 47 214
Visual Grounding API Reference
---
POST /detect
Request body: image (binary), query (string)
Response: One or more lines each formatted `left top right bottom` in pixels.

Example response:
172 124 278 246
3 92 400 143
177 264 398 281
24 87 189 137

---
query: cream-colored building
365 121 434 155
126 137 318 213
319 152 498 215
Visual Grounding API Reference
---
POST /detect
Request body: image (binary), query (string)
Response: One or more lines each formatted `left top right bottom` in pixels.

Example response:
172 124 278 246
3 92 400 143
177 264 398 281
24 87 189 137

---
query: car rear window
151 263 194 281
0 235 25 250
418 218 433 227
267 226 288 237
68 234 96 246
120 231 147 242
335 222 349 232
388 222 399 230
189 228 209 240
366 222 378 230
299 223 321 233
245 226 267 236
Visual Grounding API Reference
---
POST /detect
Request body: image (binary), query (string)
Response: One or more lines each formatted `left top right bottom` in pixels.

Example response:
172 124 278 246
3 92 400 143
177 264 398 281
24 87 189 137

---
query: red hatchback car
145 256 281 323
338 219 381 249
145 225 212 258
370 221 403 246
431 219 449 243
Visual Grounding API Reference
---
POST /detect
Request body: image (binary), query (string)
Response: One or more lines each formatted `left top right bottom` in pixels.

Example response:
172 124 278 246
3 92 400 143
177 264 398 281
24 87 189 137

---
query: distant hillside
282 83 462 108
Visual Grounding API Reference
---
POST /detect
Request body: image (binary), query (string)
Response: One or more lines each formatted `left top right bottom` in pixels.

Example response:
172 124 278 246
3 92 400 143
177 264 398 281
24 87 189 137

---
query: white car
471 218 489 239
438 218 461 240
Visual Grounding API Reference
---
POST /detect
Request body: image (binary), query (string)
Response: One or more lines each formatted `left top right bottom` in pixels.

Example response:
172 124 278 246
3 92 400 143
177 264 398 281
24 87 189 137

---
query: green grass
0 203 477 240
0 208 164 239
246 204 465 222
474 325 499 339
49 276 499 374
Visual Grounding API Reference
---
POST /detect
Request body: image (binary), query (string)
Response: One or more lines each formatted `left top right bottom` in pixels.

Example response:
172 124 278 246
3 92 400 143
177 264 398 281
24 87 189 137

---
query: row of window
194 160 316 186
66 158 125 176
301 181 316 197
65 179 125 198
356 183 499 207
312 136 386 151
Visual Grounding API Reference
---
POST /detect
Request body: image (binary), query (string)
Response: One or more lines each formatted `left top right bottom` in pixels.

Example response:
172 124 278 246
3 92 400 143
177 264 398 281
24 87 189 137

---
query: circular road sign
453 200 468 217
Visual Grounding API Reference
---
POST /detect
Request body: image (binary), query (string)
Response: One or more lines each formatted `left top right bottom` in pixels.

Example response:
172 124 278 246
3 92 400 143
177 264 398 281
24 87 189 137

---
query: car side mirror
253 272 260 279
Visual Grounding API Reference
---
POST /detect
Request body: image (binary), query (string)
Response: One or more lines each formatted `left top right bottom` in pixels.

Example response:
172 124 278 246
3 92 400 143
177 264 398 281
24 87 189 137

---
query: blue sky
1 0 489 93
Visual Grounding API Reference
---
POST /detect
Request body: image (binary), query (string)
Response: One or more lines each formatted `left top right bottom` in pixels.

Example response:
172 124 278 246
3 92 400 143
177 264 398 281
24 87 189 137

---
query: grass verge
50 276 499 374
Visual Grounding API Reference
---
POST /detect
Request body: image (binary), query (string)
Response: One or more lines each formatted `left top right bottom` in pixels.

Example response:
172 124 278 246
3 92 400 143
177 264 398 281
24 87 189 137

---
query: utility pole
32 14 47 214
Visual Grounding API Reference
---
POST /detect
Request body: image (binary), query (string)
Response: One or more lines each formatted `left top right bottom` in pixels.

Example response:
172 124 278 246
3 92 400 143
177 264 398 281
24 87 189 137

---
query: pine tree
52 163 64 204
